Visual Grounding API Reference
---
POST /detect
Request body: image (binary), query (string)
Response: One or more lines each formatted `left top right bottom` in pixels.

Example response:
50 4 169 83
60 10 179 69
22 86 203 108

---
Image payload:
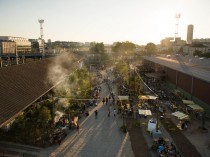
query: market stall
188 104 204 112
172 111 189 120
139 95 158 100
182 99 195 105
138 109 152 116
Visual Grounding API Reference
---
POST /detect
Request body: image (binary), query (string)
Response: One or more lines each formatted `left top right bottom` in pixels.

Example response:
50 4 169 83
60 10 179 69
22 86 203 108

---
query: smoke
47 53 80 98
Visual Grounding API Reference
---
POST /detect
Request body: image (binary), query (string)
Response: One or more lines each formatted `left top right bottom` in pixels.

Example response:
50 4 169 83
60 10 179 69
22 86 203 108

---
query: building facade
0 36 31 54
183 43 210 56
29 39 44 53
0 40 16 55
187 24 194 44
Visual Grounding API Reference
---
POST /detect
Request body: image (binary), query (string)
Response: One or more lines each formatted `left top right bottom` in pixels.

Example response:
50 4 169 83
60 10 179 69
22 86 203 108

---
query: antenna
38 19 45 55
174 13 181 54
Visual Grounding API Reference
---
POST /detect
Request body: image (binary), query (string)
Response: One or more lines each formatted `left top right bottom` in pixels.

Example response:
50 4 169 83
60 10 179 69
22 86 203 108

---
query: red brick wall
177 72 192 93
166 68 176 84
193 78 210 105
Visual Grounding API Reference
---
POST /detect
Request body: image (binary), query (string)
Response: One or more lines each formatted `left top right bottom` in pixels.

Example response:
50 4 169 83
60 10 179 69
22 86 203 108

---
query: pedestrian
113 108 116 117
76 122 80 134
102 98 105 104
58 136 61 145
95 110 98 119
108 109 110 117
105 97 108 104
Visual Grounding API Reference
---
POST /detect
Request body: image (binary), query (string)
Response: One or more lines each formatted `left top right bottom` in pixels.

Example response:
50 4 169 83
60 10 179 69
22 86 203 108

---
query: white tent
118 96 129 101
188 104 204 111
182 100 195 105
172 111 189 120
138 95 158 100
138 109 152 116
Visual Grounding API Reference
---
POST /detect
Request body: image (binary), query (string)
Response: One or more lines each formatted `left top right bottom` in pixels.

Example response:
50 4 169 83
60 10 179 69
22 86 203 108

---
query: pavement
39 78 134 157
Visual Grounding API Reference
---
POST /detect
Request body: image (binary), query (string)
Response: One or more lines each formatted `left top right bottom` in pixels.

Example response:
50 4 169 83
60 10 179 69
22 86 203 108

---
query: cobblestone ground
39 82 134 157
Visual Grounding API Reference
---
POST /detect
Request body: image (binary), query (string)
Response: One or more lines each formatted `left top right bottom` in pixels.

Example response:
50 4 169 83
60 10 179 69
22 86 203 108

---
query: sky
0 0 210 45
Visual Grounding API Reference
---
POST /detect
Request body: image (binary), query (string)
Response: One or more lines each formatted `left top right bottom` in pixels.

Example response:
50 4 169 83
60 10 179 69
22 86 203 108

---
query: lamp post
15 44 18 65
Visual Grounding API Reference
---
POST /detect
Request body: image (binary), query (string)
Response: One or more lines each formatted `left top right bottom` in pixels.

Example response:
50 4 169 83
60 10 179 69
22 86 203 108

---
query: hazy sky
0 0 210 45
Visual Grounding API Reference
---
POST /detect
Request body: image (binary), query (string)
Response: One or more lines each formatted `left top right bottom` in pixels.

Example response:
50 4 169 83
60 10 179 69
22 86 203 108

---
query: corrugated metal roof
0 54 80 127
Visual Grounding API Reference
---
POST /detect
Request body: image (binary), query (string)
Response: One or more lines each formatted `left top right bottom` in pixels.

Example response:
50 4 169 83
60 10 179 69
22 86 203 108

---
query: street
39 80 134 157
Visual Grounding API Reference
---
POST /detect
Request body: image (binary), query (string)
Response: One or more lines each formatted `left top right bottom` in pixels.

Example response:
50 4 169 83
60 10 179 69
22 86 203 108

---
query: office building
0 40 16 55
0 36 31 53
187 25 194 44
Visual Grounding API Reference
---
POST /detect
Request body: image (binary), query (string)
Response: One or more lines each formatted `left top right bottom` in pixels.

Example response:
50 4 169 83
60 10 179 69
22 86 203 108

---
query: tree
193 50 203 57
112 41 136 56
89 42 105 54
145 42 156 55
8 105 52 144
115 62 129 84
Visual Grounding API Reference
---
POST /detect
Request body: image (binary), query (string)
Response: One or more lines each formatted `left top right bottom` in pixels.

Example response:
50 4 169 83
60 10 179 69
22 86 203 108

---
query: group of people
152 137 181 157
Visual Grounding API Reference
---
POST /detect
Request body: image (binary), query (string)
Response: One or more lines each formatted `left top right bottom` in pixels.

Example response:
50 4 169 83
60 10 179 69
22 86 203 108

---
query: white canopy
188 104 204 111
172 111 189 120
138 95 158 100
138 109 152 116
182 100 195 105
118 96 129 101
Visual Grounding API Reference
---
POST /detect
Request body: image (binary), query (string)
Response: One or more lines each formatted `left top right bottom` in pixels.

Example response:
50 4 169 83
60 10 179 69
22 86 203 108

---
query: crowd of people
152 137 181 157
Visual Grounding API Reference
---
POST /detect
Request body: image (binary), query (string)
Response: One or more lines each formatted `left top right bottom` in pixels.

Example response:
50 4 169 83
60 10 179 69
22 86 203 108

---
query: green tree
115 62 129 83
145 42 156 55
90 42 105 54
203 53 210 58
9 105 52 144
112 41 136 56
193 50 203 56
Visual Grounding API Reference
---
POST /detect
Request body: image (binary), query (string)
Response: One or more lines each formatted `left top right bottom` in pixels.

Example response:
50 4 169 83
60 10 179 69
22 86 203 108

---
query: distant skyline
0 0 210 45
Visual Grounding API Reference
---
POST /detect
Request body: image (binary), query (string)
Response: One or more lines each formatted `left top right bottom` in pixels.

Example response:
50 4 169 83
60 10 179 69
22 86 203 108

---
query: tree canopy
89 42 105 54
145 42 156 55
112 41 136 56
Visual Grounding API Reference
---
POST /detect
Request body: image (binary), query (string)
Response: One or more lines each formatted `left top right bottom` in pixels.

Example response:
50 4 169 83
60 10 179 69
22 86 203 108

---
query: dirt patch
126 118 150 157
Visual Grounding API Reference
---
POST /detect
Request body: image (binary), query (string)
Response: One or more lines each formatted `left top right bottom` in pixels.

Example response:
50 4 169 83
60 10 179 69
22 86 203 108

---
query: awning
118 96 129 101
188 104 204 111
138 109 152 116
182 100 195 105
139 95 149 100
172 111 189 120
138 95 158 100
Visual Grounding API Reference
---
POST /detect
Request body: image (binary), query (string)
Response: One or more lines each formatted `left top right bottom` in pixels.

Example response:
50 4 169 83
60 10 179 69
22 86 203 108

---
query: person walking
105 97 108 105
95 110 98 119
113 108 116 117
76 122 80 134
102 98 105 104
108 109 110 117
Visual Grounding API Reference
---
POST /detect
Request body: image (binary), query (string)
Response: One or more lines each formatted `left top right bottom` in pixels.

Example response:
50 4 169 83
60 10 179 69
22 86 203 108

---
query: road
39 80 134 157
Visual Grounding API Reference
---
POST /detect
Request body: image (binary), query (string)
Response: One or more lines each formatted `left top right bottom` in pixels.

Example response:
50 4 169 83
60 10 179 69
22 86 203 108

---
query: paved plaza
39 82 134 157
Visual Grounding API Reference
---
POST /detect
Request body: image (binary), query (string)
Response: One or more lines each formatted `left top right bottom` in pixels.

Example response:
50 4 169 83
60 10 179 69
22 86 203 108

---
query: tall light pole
174 13 181 54
38 19 45 57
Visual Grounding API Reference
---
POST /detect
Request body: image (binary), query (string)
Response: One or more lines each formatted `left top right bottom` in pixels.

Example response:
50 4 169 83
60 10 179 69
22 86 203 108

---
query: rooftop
0 54 80 128
143 55 210 83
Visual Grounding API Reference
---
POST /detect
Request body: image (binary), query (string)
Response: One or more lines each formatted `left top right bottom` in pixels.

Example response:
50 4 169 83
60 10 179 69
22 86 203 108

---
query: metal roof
0 54 81 128
144 56 210 83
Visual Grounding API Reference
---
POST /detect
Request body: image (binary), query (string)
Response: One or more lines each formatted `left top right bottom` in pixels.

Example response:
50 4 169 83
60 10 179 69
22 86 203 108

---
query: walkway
39 82 134 157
